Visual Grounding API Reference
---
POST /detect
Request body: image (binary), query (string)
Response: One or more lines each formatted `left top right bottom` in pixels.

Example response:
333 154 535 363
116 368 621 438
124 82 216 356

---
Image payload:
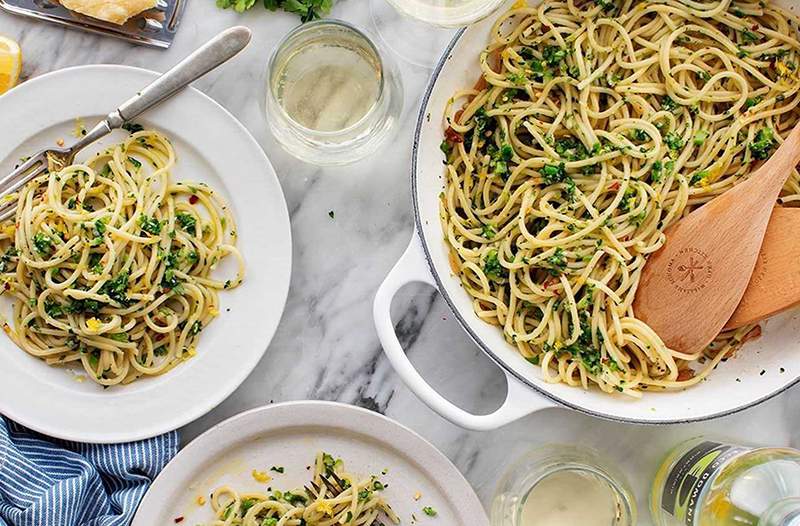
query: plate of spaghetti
131 401 487 526
375 0 800 428
0 65 291 442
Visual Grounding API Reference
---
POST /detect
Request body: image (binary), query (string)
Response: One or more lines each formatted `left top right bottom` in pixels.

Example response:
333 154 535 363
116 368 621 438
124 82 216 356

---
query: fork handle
115 26 251 122
71 26 252 153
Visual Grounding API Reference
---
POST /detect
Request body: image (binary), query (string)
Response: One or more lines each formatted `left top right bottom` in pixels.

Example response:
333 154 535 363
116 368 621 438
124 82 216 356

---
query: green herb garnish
423 506 438 517
216 0 333 22
749 128 776 160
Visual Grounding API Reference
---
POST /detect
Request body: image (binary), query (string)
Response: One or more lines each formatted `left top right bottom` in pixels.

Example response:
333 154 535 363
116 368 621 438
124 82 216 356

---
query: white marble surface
2 2 799 524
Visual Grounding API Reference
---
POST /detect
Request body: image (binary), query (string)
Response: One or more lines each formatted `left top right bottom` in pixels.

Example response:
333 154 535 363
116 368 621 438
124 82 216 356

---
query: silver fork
304 473 386 526
0 25 252 223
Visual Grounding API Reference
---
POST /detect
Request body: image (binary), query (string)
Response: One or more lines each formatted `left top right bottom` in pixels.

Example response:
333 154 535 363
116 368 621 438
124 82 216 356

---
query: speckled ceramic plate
0 65 292 443
131 401 488 526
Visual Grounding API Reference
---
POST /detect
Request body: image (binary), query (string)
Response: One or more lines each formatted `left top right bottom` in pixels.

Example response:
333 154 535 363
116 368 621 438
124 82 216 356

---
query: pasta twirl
440 0 800 396
0 130 244 386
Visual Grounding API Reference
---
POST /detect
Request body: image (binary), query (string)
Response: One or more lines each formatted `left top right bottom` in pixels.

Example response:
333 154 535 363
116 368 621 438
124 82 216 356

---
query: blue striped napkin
0 416 179 526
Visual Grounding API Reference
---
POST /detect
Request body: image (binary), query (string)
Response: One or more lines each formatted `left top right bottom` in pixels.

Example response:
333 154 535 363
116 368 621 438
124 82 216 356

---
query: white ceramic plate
0 65 292 443
131 401 488 526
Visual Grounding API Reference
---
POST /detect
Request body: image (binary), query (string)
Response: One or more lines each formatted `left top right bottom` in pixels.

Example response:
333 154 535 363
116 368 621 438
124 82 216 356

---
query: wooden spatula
633 122 800 354
725 206 800 330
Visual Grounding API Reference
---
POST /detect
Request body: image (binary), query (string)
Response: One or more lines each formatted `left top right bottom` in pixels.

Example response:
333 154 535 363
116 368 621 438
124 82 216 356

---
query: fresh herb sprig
215 0 333 22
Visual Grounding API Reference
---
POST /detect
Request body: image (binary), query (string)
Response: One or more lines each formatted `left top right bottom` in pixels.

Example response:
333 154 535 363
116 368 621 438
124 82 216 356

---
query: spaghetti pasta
440 0 800 396
204 452 399 526
0 130 244 386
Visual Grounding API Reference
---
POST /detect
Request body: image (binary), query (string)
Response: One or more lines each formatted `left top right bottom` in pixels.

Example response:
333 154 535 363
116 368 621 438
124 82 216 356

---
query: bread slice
60 0 157 25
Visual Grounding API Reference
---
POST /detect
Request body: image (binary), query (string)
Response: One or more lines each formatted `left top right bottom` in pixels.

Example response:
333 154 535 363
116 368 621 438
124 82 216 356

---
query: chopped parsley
175 212 197 236
540 162 568 185
483 249 506 281
270 466 284 473
749 128 776 160
690 170 710 186
628 128 648 142
660 96 680 114
138 214 162 236
44 299 64 318
651 160 663 183
554 136 590 161
481 224 496 239
744 96 763 110
541 247 567 277
741 29 762 44
693 130 709 146
542 45 567 66
423 506 438 517
489 143 514 177
122 122 144 133
663 132 685 151
322 452 343 475
440 140 452 156
506 71 528 85
0 246 18 273
32 232 53 256
100 272 130 306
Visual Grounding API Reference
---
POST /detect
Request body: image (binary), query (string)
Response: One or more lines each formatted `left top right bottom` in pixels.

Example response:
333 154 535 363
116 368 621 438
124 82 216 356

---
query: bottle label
661 440 747 526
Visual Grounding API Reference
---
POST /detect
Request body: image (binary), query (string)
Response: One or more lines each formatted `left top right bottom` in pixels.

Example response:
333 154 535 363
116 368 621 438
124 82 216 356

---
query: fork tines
0 152 49 222
320 474 343 496
305 476 387 526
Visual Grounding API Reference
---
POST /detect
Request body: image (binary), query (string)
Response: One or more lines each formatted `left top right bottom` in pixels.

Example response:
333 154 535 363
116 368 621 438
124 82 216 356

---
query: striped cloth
0 416 179 526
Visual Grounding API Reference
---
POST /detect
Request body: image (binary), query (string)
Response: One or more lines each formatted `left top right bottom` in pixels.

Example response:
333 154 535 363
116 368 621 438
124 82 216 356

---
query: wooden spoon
725 206 800 330
633 122 800 354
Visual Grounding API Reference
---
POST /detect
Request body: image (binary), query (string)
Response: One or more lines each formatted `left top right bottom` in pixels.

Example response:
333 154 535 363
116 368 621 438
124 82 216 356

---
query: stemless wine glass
263 19 403 166
370 0 507 68
386 0 507 26
492 445 637 526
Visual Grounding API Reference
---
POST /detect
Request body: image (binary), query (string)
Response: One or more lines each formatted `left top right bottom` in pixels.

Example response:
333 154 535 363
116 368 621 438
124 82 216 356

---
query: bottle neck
760 498 800 526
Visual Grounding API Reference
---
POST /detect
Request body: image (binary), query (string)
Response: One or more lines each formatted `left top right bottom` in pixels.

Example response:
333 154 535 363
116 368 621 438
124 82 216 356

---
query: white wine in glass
371 0 507 68
386 0 507 27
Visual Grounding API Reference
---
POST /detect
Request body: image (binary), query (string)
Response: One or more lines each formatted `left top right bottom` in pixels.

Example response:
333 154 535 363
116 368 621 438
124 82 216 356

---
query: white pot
374 4 800 430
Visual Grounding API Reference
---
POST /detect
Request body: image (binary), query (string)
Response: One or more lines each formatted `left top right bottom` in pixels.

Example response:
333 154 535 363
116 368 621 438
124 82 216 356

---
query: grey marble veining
2 2 799 524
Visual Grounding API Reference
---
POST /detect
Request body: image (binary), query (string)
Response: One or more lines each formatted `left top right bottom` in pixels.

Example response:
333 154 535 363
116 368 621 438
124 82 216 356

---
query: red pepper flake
742 325 762 344
174 517 184 524
444 127 463 144
3 282 9 290
608 181 620 192
751 24 759 30
189 195 199 205
155 333 165 341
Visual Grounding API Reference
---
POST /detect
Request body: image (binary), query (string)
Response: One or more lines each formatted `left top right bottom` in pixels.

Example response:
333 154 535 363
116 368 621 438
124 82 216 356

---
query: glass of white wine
386 0 507 26
264 20 403 166
371 0 507 68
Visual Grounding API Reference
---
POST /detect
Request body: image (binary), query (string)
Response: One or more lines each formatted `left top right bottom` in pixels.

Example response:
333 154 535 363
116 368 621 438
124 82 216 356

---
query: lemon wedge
0 36 21 95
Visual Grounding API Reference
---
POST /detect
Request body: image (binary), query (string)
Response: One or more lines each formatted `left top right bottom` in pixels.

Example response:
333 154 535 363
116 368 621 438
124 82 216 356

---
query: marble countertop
3 2 799 524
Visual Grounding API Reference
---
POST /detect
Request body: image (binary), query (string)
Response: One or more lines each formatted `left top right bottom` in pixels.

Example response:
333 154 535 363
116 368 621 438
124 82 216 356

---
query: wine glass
370 0 507 68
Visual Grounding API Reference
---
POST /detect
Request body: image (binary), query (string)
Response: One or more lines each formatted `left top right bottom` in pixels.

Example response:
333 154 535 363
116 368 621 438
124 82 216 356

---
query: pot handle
373 232 557 431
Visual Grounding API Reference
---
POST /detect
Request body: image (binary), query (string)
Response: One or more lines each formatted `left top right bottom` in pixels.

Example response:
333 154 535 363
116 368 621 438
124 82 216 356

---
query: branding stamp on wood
666 247 713 293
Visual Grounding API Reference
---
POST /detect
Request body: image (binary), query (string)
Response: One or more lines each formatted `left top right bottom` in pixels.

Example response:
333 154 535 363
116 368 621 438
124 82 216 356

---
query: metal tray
0 0 186 48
